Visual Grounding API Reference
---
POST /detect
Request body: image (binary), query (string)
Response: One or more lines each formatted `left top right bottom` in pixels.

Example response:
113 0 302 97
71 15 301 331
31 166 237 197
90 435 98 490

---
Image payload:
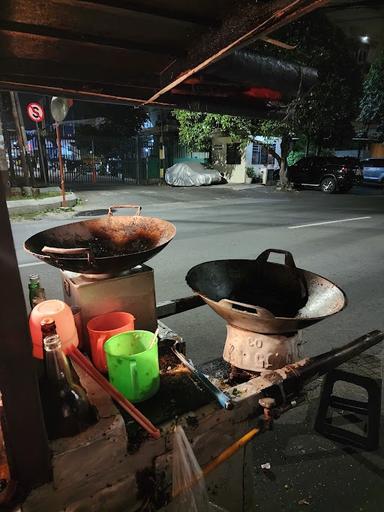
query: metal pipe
156 295 205 319
55 122 66 206
296 330 384 382
270 330 384 401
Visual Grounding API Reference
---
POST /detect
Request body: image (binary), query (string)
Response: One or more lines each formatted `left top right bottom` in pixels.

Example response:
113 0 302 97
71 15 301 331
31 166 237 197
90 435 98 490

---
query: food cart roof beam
0 20 184 57
74 0 217 27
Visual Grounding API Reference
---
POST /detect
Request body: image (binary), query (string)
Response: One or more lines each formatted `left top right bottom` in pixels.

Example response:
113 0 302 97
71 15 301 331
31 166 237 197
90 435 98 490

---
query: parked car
288 156 362 193
361 158 384 185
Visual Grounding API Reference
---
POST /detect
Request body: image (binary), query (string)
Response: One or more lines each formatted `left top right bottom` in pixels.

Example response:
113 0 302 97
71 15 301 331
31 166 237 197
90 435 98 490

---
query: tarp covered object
165 162 222 187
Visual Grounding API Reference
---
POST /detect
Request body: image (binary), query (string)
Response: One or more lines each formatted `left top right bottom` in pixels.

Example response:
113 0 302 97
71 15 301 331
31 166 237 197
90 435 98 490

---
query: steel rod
55 123 66 207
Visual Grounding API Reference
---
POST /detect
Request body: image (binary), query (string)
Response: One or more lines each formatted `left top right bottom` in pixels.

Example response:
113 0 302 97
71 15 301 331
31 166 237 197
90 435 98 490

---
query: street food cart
0 1 382 511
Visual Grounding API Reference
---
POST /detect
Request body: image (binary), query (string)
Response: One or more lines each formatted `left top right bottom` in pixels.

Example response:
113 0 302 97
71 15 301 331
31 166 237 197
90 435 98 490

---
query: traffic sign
27 102 45 123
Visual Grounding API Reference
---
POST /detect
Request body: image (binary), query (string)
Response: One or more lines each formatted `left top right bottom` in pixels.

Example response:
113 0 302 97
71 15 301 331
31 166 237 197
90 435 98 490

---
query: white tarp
165 162 222 187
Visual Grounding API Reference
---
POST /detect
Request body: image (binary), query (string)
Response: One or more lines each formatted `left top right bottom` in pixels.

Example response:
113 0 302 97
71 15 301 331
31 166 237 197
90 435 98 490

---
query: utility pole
35 121 48 183
55 122 66 206
9 92 31 188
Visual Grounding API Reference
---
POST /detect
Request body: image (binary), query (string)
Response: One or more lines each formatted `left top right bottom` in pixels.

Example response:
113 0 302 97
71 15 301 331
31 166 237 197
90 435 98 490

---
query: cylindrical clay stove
223 325 301 371
186 249 347 373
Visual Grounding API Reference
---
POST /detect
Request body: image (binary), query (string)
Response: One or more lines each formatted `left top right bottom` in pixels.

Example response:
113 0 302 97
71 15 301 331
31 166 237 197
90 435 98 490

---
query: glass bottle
39 317 57 376
42 333 96 440
28 274 40 308
41 317 57 339
32 287 46 307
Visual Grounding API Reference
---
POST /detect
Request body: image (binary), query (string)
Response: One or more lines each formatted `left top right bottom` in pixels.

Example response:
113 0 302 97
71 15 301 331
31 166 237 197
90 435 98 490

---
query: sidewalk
7 190 77 215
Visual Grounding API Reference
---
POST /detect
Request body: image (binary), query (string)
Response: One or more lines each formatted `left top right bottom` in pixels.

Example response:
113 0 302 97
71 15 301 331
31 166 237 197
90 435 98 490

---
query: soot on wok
43 232 158 258
87 234 156 257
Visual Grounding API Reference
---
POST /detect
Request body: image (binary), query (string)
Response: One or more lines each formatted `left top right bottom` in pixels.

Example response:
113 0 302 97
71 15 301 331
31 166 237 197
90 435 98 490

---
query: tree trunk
278 134 291 190
254 135 292 190
9 92 31 187
305 135 310 157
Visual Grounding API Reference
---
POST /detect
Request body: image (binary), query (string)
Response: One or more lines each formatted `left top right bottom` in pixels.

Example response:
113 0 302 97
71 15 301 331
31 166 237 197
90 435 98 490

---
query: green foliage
173 12 361 161
276 12 361 148
287 151 305 166
245 166 255 178
250 13 361 149
173 110 257 152
359 51 384 140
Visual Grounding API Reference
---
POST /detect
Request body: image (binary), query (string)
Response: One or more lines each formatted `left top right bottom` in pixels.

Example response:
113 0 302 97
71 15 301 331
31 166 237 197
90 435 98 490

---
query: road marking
288 216 371 229
18 261 45 268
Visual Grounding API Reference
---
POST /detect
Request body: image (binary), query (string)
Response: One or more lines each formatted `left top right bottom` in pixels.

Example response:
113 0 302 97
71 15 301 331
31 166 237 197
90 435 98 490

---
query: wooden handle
42 246 90 256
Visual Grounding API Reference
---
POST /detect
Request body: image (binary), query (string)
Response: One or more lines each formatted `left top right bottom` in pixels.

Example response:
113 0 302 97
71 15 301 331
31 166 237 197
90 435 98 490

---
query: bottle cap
41 317 55 327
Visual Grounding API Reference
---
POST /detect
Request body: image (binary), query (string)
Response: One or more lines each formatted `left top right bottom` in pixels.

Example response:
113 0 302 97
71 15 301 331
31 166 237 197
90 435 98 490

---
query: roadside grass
9 205 76 222
7 191 67 201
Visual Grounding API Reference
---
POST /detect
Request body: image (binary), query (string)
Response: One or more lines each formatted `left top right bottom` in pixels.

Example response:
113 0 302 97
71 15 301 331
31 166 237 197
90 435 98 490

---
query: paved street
13 183 384 363
10 183 384 511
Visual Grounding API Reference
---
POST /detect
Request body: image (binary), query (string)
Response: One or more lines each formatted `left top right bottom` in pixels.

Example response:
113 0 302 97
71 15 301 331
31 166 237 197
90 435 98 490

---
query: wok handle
255 249 296 269
108 205 142 216
42 246 93 264
220 299 275 319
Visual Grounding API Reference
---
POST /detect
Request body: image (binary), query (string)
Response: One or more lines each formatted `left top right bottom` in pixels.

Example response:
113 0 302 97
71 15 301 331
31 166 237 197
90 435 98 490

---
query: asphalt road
12 183 384 364
10 183 384 511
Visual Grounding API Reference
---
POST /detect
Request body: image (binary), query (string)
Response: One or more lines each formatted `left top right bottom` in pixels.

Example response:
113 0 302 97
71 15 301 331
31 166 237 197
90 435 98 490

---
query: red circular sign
27 102 45 123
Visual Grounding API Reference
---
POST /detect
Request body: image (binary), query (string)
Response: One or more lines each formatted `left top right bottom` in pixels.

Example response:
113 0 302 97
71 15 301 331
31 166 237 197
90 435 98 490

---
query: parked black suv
288 157 362 193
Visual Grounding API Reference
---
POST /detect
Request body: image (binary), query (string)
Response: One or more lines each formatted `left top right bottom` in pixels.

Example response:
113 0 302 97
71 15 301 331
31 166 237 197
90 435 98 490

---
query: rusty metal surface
186 258 347 334
24 213 176 274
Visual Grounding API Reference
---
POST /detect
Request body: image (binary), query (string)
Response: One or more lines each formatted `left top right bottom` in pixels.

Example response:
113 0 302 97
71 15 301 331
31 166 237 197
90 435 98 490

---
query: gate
5 125 184 187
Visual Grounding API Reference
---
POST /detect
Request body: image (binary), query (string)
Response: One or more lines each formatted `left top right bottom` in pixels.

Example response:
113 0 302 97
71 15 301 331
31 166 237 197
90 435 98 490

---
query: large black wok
186 249 347 334
24 205 176 274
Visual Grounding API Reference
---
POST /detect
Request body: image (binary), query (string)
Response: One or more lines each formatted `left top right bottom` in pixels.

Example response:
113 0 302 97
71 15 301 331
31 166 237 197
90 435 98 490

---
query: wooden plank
0 58 158 90
0 31 171 73
0 79 171 107
0 181 51 489
0 20 183 57
2 0 205 52
74 0 216 26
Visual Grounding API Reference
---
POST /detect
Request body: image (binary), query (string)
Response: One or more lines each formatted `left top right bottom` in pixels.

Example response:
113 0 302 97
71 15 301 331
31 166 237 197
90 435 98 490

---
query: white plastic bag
171 425 227 512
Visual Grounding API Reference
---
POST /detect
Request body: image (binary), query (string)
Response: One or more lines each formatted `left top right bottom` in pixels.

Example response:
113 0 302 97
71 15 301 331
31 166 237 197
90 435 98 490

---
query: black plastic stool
315 368 382 451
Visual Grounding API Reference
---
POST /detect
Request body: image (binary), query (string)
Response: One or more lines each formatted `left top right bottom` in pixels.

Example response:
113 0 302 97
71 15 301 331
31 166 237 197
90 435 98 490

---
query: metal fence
6 126 183 187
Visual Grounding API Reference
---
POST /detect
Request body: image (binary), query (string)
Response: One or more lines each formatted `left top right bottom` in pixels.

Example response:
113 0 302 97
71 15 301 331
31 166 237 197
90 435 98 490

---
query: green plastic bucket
104 330 160 403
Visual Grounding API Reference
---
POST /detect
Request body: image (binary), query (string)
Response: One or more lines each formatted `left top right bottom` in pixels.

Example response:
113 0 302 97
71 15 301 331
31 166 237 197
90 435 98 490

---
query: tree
359 51 384 141
173 12 361 189
253 12 361 185
256 120 291 187
276 13 361 152
173 111 256 152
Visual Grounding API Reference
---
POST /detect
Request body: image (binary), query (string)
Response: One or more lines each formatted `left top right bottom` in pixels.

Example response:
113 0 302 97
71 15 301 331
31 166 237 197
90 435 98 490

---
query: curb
7 192 77 215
